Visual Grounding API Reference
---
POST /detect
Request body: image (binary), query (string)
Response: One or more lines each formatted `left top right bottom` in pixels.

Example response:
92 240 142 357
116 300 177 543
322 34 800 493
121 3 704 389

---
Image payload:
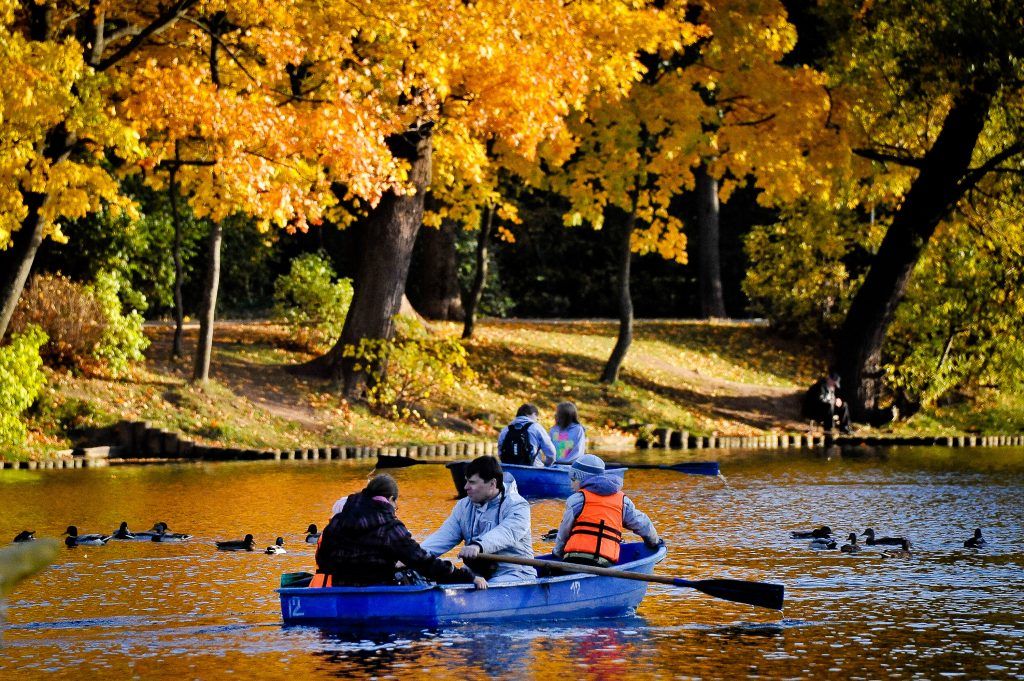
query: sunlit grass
11 318 1020 460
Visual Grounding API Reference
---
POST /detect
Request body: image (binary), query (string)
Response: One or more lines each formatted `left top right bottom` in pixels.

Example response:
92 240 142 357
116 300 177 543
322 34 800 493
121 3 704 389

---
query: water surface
1 446 1022 679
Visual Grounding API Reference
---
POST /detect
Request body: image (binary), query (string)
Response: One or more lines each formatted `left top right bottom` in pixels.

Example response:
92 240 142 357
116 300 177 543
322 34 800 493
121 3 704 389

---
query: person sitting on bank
312 473 487 589
553 454 661 567
420 456 536 583
802 371 853 434
549 401 587 465
498 403 557 467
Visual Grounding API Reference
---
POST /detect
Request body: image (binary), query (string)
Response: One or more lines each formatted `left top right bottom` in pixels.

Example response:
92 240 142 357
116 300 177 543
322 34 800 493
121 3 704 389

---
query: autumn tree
0 0 165 341
816 0 1024 415
549 0 835 381
119 2 398 382
681 0 841 319
305 0 663 398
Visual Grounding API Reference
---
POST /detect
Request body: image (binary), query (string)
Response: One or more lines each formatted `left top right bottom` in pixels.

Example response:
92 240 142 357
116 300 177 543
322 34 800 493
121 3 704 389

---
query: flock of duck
11 522 324 555
791 525 987 557
12 521 988 561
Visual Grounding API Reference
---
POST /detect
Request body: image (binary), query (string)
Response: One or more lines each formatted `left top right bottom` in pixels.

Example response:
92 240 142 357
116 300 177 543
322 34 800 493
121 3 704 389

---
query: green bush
345 317 477 420
0 326 48 447
88 270 149 377
273 252 353 350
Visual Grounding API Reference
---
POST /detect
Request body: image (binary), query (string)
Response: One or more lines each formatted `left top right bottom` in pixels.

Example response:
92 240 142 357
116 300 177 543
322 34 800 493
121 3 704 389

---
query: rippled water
1 446 1022 679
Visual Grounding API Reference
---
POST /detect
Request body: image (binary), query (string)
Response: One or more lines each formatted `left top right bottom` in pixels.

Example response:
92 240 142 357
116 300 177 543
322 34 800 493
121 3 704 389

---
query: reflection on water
1 447 1023 679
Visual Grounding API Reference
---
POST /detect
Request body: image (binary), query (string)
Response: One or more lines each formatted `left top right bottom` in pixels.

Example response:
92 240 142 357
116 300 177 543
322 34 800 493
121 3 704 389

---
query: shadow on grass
467 339 804 431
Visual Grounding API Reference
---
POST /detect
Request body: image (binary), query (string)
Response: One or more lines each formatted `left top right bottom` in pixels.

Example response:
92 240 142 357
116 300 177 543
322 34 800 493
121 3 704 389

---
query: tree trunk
169 164 185 359
462 206 493 340
601 210 637 384
407 216 463 320
836 85 996 415
695 162 727 319
310 125 433 398
192 220 223 383
0 194 46 342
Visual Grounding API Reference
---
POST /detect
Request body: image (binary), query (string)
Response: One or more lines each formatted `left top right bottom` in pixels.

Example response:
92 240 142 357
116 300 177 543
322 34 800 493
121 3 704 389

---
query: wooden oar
377 454 719 476
476 552 784 610
375 454 471 469
604 461 720 476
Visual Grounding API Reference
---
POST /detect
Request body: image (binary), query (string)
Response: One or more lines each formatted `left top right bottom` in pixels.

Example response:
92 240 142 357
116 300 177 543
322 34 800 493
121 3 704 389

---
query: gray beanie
569 454 605 482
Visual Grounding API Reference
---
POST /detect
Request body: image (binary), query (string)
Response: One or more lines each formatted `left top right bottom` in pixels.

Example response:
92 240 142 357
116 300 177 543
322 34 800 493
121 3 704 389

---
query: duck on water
964 528 986 548
840 533 861 554
64 526 111 547
861 528 910 547
217 534 256 551
792 526 832 539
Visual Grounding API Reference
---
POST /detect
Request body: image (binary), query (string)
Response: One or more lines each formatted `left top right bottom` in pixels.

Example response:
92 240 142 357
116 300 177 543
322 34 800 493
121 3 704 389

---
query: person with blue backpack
498 403 557 467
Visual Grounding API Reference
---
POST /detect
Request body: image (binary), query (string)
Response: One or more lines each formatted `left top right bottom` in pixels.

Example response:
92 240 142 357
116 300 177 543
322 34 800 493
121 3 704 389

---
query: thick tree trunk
462 206 493 340
0 194 46 342
407 217 464 321
191 221 223 383
836 85 995 415
600 210 636 384
0 126 71 342
695 163 727 319
169 166 185 359
310 125 433 398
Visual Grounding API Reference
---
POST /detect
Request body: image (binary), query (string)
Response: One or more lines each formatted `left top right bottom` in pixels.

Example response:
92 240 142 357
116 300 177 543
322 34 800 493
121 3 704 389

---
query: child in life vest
552 454 661 567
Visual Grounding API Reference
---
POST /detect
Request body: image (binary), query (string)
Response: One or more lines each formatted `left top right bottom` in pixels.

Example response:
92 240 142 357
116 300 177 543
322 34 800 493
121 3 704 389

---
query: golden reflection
0 449 1022 679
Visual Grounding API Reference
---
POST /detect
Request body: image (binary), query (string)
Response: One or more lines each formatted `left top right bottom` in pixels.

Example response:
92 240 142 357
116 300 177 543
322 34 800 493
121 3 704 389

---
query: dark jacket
802 379 836 417
315 491 477 586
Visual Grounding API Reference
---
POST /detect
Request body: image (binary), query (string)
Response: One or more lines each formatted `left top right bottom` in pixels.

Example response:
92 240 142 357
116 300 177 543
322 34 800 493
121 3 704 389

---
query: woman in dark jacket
314 474 487 589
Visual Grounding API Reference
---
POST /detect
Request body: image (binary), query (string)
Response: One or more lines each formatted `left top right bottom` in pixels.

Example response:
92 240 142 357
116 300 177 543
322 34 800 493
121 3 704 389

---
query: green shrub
87 270 149 377
345 318 476 419
0 326 48 447
273 252 353 350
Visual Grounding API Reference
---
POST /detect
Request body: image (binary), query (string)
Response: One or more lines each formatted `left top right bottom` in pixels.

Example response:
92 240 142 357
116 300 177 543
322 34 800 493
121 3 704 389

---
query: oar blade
667 462 720 476
675 577 785 610
374 455 421 469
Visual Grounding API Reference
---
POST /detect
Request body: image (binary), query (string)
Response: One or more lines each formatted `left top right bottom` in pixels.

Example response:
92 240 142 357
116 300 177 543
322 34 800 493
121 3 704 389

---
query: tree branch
962 140 1024 189
852 147 925 168
96 0 199 72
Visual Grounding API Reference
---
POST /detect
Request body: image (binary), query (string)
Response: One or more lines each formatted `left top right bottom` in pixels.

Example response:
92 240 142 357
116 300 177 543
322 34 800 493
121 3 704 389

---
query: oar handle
477 552 674 584
605 461 721 476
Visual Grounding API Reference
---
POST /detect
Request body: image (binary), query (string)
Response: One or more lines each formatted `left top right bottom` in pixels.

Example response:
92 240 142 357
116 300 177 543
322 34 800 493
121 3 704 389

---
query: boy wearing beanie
553 454 661 566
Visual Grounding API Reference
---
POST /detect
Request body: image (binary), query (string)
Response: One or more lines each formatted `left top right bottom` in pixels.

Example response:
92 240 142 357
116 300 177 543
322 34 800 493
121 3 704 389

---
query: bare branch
96 0 199 72
853 147 925 168
962 140 1024 189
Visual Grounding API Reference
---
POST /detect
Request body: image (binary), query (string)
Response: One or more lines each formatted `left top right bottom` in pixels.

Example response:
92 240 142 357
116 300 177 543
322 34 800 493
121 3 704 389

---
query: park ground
14 319 1024 460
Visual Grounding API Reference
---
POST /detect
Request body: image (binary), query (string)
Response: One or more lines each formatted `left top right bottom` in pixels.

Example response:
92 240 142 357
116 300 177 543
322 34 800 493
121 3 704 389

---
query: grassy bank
10 319 1023 460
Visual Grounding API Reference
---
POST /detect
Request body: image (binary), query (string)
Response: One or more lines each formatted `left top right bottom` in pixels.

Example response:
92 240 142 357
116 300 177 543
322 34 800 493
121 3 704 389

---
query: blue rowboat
446 461 627 498
278 542 665 627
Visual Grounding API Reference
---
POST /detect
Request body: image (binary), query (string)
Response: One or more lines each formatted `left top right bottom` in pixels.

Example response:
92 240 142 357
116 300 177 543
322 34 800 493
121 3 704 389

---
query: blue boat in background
446 460 627 498
278 542 666 627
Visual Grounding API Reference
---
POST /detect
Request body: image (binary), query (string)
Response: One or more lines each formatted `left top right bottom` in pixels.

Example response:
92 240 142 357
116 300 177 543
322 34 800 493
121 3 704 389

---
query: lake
1 446 1022 679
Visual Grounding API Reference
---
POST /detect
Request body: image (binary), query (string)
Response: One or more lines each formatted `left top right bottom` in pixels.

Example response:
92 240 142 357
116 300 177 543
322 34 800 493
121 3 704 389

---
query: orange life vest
309 573 333 588
563 489 624 563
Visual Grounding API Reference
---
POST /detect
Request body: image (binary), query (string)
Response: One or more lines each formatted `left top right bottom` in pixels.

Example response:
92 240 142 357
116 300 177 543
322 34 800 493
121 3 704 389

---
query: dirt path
641 355 807 431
